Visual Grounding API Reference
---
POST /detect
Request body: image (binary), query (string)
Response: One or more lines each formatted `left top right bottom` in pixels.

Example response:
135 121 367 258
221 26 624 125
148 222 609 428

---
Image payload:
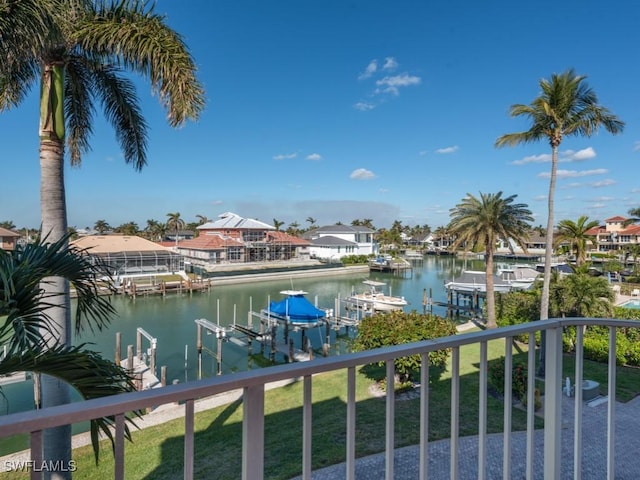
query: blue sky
2 0 639 231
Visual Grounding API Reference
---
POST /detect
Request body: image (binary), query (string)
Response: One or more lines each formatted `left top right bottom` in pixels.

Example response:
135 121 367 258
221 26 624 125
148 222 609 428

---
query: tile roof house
585 216 640 252
175 212 311 271
71 235 183 276
0 227 21 251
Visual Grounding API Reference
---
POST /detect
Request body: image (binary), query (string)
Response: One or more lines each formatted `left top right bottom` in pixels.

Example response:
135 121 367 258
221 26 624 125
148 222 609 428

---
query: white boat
344 280 408 312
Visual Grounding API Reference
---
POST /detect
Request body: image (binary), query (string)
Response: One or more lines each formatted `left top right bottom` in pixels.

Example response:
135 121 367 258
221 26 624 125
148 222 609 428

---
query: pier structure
116 328 163 390
368 256 413 277
123 277 212 298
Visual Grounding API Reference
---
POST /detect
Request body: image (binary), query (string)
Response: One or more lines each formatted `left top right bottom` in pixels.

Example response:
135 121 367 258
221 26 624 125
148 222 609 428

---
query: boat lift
194 318 236 377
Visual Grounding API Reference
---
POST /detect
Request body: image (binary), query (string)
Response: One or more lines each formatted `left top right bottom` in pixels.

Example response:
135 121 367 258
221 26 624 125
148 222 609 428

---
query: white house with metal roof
302 224 376 260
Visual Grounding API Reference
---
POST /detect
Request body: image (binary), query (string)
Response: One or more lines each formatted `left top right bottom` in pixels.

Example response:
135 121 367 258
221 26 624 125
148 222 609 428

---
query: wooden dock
120 357 162 390
123 278 212 298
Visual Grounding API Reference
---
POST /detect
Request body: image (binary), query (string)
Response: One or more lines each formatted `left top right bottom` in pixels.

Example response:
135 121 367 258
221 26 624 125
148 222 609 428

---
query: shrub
488 357 528 400
352 310 457 383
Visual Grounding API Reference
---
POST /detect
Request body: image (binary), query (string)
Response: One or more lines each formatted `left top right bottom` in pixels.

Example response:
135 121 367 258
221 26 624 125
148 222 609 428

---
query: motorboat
344 280 408 312
265 290 328 326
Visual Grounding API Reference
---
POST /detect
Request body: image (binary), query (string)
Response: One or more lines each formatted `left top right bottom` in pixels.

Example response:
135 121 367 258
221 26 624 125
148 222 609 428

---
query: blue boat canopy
268 291 326 324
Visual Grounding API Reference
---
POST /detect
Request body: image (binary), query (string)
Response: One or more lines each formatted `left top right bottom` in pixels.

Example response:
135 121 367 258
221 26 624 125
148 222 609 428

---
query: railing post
543 324 563 479
243 384 265 480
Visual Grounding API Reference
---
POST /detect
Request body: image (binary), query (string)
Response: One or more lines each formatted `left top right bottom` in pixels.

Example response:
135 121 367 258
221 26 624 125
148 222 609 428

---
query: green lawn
4 339 640 480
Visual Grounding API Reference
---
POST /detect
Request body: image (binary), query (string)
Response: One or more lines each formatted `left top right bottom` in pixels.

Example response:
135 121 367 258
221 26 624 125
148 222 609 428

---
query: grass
4 339 640 479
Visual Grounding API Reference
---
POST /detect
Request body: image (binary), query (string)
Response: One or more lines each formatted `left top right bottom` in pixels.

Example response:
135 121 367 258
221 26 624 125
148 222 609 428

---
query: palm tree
144 219 166 242
448 192 533 328
272 219 285 231
166 212 186 245
306 217 317 229
0 220 17 230
114 221 139 236
1 0 204 464
495 69 624 325
0 235 137 462
93 219 111 234
555 216 599 265
287 221 300 236
195 214 209 226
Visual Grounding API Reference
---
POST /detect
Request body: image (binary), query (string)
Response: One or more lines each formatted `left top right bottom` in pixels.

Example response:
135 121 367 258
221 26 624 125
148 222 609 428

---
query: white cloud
435 146 459 154
375 73 421 96
634 142 640 151
306 153 322 161
273 153 297 160
512 147 596 165
590 203 607 209
533 195 547 201
383 57 398 70
568 147 596 161
358 60 378 80
354 102 375 111
591 196 615 201
418 150 428 156
212 200 223 205
590 179 616 187
560 182 584 189
350 168 376 180
513 154 551 165
538 168 608 179
379 188 389 193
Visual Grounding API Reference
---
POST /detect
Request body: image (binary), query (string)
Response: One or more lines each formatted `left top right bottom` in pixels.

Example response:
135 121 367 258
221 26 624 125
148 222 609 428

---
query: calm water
1 255 488 418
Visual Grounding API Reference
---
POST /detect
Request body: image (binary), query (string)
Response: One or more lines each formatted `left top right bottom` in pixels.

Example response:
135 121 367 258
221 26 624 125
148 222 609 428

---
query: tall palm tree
0 235 137 462
555 215 599 265
1 0 204 470
306 217 317 229
495 69 623 325
166 212 186 245
448 192 533 328
195 214 209 226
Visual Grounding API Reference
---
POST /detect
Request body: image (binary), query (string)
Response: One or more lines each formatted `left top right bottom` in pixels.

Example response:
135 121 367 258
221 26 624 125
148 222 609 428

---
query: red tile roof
176 234 243 250
266 231 310 245
605 216 627 222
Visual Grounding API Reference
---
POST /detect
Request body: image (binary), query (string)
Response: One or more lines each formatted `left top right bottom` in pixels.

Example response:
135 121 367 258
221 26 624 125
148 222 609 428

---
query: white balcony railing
0 318 637 479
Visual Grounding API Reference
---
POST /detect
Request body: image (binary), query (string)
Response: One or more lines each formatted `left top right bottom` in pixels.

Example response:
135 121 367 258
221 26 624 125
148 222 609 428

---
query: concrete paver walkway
290 394 640 479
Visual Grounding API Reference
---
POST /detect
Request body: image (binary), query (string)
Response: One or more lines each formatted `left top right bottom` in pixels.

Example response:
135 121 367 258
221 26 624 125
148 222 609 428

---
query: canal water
0 255 489 420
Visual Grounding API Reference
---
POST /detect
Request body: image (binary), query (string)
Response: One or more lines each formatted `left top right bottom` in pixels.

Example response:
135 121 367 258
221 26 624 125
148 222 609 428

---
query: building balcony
0 318 638 479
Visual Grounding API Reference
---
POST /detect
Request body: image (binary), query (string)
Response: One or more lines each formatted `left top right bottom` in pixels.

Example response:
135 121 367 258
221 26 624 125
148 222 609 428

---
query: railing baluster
385 360 395 480
544 326 563 479
302 375 312 480
574 326 585 480
450 346 459 480
243 384 265 480
184 399 195 480
420 352 429 480
30 430 42 480
607 327 616 480
346 366 356 480
115 413 126 480
503 337 512 480
478 341 487 480
526 333 535 480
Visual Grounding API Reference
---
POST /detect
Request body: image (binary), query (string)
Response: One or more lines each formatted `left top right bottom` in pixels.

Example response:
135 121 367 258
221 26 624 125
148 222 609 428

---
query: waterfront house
302 224 375 260
0 227 20 252
174 212 311 271
71 234 183 277
586 215 640 253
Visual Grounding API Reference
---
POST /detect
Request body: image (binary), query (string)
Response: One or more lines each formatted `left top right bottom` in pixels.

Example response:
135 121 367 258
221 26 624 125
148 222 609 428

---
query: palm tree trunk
40 132 72 478
538 143 559 376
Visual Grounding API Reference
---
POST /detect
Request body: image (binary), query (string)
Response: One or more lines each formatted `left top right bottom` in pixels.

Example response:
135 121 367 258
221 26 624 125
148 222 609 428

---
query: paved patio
290 393 640 479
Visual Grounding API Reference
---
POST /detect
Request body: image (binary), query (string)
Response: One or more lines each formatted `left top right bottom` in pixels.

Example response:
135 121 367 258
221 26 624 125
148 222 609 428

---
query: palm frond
74 0 205 127
0 344 139 464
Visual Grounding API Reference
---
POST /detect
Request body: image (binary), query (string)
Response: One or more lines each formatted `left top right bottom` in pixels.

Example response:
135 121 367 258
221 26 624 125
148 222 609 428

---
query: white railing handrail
2 316 639 480
0 316 633 436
